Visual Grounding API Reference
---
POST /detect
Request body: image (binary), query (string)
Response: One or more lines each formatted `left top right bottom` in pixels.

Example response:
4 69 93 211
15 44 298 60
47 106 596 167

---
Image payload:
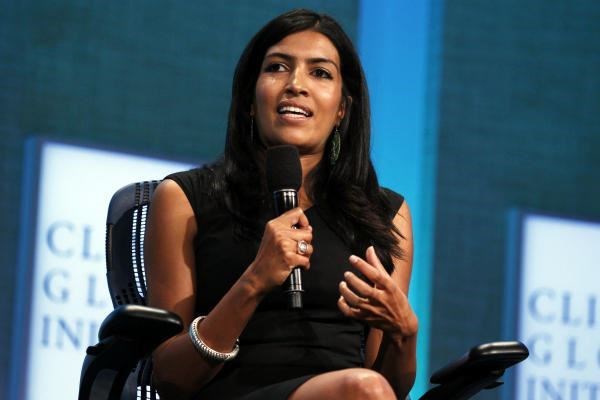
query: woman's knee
341 369 396 400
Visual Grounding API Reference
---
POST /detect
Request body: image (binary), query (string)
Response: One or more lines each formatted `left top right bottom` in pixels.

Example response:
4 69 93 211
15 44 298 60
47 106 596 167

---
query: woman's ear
338 96 353 130
338 96 351 120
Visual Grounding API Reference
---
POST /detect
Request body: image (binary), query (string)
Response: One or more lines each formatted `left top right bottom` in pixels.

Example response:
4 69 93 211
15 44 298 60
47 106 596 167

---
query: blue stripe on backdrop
357 1 432 397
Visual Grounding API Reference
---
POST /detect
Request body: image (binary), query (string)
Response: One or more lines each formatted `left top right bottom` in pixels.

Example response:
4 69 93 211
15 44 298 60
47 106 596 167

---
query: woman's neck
298 152 323 210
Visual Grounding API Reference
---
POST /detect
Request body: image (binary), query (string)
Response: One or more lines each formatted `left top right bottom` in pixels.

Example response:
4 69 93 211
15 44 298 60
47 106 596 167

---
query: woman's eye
264 63 286 73
313 68 333 79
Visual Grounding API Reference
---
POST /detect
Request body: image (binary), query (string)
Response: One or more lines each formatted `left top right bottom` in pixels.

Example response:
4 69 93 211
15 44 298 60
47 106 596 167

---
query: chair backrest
106 180 161 307
105 180 162 399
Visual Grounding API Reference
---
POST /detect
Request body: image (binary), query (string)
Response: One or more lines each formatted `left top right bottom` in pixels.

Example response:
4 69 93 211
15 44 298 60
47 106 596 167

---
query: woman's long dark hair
219 9 403 271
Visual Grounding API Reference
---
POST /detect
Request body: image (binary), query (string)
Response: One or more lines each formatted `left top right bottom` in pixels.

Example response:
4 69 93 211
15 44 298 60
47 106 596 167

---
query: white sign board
11 140 194 400
512 213 600 399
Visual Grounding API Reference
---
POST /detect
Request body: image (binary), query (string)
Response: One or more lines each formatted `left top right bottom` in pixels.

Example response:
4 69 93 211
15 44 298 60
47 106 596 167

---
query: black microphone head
266 145 302 192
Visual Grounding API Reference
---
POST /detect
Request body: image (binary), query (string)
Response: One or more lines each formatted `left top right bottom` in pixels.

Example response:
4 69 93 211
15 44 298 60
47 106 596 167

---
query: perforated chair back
105 180 161 399
106 180 160 306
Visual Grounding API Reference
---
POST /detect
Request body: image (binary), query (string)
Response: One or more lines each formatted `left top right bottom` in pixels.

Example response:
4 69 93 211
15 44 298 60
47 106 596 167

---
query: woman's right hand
245 207 313 296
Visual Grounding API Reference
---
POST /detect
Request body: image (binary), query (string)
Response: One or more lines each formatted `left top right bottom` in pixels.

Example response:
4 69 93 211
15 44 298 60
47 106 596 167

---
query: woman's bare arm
339 201 417 398
366 201 417 397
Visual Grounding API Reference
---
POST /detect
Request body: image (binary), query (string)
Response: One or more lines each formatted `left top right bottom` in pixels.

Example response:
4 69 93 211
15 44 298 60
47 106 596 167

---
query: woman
145 8 418 400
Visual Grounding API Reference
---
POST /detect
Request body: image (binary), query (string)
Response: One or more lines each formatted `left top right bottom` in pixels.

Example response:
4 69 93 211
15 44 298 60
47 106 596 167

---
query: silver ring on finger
297 240 309 255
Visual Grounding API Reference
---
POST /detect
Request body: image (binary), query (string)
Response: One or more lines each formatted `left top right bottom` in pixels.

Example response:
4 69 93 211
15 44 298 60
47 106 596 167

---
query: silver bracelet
188 316 240 362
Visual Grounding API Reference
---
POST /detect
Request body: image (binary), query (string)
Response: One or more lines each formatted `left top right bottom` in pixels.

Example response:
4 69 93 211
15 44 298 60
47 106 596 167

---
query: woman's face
254 30 345 156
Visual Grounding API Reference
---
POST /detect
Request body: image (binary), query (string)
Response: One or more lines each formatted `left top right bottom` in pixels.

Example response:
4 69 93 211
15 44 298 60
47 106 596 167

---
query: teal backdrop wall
428 2 600 399
360 1 600 399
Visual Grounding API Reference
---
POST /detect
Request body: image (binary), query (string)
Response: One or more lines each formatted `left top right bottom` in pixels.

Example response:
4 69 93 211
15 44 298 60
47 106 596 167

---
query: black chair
79 180 529 400
79 181 182 400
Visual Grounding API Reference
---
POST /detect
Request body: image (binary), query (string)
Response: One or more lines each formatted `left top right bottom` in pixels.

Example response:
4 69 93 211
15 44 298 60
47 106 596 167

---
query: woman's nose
286 69 308 96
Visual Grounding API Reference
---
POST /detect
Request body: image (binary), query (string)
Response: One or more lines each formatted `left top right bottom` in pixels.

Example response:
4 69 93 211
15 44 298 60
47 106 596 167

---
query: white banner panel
12 140 194 400
513 213 600 399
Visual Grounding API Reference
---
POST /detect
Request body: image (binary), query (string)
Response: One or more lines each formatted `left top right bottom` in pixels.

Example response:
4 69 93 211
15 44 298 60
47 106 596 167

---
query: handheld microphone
266 145 304 309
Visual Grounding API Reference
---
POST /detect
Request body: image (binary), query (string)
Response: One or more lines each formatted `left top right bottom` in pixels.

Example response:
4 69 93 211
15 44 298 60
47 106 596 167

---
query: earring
330 126 341 166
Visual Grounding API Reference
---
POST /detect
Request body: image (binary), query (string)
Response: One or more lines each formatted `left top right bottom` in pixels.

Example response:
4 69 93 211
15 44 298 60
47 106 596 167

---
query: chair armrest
430 341 528 384
79 305 182 400
419 341 529 400
98 304 183 345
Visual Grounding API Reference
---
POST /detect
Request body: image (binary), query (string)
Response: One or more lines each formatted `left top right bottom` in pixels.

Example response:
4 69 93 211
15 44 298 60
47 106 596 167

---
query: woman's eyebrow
264 52 339 72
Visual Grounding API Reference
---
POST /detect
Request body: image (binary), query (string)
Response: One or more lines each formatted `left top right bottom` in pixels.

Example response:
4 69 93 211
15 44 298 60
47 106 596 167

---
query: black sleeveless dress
166 167 404 400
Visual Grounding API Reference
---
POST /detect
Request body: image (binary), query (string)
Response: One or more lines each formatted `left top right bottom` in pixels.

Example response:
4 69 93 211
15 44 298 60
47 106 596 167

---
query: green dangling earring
330 126 341 166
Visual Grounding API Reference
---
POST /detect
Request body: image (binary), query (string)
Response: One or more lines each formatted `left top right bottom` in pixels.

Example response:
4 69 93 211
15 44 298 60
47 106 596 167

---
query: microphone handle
272 189 304 309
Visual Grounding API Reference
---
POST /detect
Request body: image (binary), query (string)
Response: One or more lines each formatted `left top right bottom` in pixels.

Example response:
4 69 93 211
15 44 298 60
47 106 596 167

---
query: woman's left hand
337 246 418 341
